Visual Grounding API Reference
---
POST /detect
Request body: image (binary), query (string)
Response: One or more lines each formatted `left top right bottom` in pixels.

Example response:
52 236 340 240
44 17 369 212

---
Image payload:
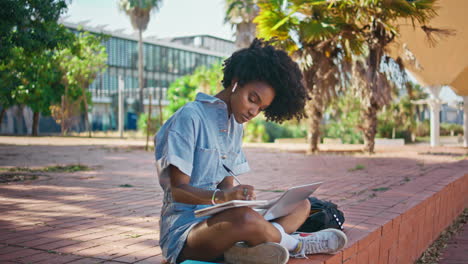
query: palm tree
257 0 439 154
347 0 437 153
255 0 364 153
225 0 258 49
119 0 162 115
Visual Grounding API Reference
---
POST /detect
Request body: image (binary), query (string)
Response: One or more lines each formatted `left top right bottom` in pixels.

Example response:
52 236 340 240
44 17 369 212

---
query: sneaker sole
224 242 289 264
321 228 348 254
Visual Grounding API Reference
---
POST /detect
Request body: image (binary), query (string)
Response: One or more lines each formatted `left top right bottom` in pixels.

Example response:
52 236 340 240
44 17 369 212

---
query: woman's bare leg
178 199 311 262
273 199 311 233
178 207 281 262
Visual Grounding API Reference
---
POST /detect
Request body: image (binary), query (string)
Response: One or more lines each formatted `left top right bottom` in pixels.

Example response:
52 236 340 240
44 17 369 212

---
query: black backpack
297 197 345 232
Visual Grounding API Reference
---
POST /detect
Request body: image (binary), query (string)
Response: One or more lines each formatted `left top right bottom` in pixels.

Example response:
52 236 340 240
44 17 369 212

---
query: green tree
54 30 108 136
164 76 197 118
377 82 429 142
324 91 363 144
165 62 223 118
225 0 258 49
406 82 428 123
0 0 72 129
255 0 363 153
0 0 69 60
119 0 163 115
256 0 438 153
0 62 19 125
7 47 65 136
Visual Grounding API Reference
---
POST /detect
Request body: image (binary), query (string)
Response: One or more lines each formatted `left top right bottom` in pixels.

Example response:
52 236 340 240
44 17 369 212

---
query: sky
63 0 234 40
63 0 462 103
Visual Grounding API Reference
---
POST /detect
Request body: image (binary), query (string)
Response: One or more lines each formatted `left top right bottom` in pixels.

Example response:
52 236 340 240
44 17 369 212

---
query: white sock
271 222 299 251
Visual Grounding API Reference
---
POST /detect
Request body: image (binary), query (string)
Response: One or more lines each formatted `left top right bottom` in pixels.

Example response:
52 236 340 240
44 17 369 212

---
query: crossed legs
177 199 311 262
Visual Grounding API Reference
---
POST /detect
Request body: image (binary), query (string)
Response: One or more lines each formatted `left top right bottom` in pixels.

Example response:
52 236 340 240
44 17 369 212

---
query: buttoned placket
216 103 230 161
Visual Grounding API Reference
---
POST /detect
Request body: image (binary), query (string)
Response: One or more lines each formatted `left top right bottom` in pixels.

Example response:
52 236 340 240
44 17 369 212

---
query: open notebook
194 182 322 220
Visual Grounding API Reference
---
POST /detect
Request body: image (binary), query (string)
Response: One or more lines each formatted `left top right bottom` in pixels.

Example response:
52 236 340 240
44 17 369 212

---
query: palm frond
291 0 326 6
421 25 456 47
255 2 292 40
383 0 416 18
298 19 340 43
224 0 257 24
120 0 162 12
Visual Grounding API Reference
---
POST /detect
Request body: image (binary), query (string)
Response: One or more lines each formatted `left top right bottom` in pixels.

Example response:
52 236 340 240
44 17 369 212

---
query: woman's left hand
224 184 256 201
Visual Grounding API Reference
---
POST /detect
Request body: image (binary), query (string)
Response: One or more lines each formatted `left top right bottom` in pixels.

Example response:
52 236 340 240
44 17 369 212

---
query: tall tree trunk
146 95 152 151
61 95 66 135
82 88 91 138
0 108 6 127
236 22 256 49
307 96 323 154
32 111 39 136
138 28 144 115
362 35 384 154
363 103 378 153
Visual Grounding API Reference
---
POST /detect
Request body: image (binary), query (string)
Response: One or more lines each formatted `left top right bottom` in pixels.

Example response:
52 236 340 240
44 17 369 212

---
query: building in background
167 35 236 54
0 22 234 134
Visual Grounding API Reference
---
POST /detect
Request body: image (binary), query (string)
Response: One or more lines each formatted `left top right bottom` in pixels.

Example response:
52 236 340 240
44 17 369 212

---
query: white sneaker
290 228 348 258
224 242 289 264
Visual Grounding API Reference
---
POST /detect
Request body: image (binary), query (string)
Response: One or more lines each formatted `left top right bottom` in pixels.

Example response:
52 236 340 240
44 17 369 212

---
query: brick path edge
288 172 468 264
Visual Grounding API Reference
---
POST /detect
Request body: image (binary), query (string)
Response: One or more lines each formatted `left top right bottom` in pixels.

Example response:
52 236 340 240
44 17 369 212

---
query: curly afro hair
221 38 309 123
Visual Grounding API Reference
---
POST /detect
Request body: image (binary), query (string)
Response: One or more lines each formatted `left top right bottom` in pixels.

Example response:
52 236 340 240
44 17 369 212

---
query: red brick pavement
0 138 467 263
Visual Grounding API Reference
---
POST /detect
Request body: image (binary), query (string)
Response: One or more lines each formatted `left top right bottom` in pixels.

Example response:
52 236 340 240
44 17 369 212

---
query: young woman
155 39 347 264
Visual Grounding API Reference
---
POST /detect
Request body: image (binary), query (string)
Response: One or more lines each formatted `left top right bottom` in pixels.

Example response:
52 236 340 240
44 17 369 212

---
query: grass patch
119 184 134 188
42 164 90 173
454 154 468 160
0 174 39 183
5 164 90 173
348 164 365 172
126 234 142 238
352 189 367 196
416 208 467 264
371 187 390 192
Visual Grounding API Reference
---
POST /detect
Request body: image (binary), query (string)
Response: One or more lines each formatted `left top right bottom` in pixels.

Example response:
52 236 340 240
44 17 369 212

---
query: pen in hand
222 164 242 185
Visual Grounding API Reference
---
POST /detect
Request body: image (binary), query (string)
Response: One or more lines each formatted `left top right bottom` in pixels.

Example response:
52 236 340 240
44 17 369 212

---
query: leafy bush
164 76 197 119
264 120 306 142
324 122 363 144
138 113 160 137
164 62 223 119
440 123 463 136
414 120 430 137
376 96 419 142
376 119 412 141
244 118 270 142
323 91 363 144
243 116 306 143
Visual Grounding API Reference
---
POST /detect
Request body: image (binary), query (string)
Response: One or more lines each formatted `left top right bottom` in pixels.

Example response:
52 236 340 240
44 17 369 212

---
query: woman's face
230 81 275 124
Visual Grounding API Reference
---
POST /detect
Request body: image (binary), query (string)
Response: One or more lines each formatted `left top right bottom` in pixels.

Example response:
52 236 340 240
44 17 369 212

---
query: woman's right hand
224 184 256 201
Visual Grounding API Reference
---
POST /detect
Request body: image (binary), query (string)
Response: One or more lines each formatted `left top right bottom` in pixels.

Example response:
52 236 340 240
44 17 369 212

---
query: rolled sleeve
155 108 198 177
164 131 194 176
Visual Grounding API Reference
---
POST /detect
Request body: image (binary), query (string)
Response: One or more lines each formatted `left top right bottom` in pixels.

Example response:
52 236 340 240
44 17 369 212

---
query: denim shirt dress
154 93 250 263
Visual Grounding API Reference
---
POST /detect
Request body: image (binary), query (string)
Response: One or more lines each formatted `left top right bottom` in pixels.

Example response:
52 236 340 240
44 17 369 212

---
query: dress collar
195 92 225 105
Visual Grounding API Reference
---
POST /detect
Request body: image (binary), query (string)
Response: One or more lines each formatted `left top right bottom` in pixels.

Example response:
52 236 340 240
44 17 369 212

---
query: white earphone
231 82 238 93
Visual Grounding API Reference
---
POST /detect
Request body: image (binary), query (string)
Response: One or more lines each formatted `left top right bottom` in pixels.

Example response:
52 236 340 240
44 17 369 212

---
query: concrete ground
0 136 466 263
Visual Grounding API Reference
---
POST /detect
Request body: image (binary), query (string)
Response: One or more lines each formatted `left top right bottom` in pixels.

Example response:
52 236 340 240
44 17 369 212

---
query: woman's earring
231 82 238 93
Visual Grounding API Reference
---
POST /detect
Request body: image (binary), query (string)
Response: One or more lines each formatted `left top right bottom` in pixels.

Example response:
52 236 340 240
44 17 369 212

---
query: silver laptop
256 182 322 221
